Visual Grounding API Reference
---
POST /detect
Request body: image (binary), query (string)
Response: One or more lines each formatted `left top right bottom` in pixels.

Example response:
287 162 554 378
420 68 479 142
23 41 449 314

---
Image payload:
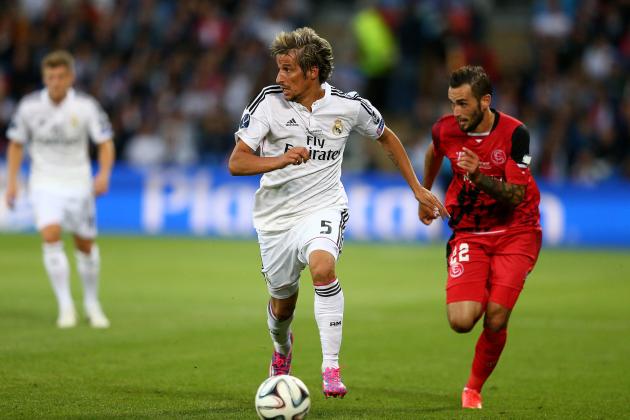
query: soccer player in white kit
229 27 448 397
4 50 114 329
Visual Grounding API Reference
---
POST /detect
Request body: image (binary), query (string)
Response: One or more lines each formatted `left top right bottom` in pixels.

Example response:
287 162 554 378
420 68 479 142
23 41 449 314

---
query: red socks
466 327 507 392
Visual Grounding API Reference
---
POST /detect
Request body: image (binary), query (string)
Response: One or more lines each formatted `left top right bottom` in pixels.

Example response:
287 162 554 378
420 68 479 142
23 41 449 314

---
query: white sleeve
234 103 270 151
87 99 113 143
353 97 385 140
6 101 29 144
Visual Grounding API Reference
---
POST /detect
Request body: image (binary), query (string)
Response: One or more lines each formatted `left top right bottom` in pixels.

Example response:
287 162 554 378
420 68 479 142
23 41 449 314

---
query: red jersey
432 110 541 232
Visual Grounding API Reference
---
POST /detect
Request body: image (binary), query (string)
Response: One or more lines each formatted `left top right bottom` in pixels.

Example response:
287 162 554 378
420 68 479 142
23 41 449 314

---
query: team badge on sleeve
239 113 250 129
332 118 343 135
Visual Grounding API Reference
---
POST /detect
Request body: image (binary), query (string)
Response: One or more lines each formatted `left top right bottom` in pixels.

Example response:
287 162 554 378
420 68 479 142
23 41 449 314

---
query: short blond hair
41 50 75 73
270 27 334 83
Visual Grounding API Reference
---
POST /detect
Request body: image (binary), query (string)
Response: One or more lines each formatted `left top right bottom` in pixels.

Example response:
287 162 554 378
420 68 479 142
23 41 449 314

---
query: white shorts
30 189 98 238
257 208 349 299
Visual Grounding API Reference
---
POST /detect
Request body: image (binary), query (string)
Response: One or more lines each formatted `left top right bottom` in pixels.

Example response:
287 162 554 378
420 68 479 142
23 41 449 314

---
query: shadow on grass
48 385 455 419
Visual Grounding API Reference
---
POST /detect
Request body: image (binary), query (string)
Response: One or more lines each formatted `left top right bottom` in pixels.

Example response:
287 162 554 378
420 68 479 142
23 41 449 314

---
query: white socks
75 244 101 308
267 302 293 355
314 279 344 370
43 242 73 312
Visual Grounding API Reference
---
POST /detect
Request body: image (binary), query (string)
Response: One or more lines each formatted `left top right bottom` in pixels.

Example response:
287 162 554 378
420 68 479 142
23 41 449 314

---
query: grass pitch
0 234 629 419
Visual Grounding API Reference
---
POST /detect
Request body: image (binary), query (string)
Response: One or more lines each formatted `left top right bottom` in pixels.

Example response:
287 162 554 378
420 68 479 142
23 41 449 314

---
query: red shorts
445 228 542 309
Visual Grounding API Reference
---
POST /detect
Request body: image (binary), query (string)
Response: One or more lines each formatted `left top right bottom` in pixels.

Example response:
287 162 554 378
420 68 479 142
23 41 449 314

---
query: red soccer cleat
462 387 483 409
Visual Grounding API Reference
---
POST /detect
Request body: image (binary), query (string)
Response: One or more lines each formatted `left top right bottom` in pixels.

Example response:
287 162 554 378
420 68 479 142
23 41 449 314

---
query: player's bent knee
271 304 295 321
307 245 338 285
449 321 475 333
40 225 62 243
310 267 336 285
485 301 512 331
446 301 482 333
448 316 476 333
308 252 337 285
73 236 94 254
484 314 509 332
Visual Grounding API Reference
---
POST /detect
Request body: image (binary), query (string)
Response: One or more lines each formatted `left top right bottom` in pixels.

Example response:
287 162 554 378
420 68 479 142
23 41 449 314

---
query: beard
460 104 484 133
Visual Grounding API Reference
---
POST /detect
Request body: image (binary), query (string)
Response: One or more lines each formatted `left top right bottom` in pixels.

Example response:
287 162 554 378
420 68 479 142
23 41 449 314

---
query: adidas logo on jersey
285 118 299 127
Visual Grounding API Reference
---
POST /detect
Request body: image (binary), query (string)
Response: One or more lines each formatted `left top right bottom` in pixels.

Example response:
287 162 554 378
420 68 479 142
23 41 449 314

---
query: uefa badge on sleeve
376 118 384 137
240 113 251 129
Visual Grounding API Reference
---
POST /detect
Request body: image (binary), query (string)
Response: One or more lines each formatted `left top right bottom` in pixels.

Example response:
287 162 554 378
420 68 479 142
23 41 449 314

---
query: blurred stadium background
0 0 629 245
1 1 629 419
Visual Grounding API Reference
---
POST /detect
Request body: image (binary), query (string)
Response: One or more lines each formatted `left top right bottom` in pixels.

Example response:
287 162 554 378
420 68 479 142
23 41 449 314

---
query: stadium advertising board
1 164 628 247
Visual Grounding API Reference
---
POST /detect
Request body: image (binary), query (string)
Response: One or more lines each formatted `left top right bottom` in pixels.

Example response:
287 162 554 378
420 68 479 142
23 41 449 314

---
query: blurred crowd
0 0 628 184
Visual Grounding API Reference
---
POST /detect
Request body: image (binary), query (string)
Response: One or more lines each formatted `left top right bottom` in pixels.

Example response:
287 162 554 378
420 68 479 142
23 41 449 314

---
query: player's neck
48 92 69 105
296 85 325 112
474 109 495 134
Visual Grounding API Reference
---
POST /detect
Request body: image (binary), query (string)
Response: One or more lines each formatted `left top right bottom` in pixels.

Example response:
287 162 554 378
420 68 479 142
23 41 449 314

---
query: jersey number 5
450 243 470 265
320 220 332 234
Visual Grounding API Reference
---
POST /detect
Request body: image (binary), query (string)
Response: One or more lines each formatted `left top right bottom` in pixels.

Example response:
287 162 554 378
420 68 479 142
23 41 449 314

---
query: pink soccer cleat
322 367 347 398
269 334 293 376
462 387 483 409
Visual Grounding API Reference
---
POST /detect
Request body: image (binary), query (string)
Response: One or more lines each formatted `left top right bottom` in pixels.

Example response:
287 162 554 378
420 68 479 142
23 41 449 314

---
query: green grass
0 234 629 419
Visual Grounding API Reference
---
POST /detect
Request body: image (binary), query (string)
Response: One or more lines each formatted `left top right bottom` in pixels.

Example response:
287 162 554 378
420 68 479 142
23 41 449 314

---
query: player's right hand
420 204 437 225
282 147 310 167
4 182 17 209
416 187 449 225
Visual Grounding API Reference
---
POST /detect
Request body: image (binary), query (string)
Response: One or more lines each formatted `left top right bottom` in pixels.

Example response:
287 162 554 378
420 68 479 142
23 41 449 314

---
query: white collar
41 87 75 106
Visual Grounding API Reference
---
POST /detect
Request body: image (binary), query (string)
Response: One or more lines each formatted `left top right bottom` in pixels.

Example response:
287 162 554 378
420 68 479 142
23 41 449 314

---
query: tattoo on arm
470 172 525 206
386 150 400 169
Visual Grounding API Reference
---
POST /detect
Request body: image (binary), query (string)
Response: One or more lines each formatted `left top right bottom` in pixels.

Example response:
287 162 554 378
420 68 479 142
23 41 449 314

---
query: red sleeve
505 125 531 185
431 121 444 158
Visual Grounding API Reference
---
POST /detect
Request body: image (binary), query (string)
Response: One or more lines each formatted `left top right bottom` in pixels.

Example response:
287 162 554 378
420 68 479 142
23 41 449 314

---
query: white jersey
235 82 385 231
7 88 112 195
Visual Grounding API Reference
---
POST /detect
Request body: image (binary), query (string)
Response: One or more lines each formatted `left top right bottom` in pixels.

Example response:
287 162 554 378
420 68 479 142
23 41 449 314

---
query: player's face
43 65 75 103
448 84 489 133
275 52 317 103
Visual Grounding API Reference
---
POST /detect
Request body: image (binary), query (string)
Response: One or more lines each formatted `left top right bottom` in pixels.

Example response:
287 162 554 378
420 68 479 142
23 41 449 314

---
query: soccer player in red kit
421 65 542 409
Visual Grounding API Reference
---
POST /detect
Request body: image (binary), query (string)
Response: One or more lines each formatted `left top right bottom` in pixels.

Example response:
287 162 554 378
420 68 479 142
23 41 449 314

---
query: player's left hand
457 147 480 179
93 172 110 196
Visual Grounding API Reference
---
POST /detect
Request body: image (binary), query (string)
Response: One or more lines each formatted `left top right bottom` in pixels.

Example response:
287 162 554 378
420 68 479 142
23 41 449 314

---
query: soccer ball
254 375 311 419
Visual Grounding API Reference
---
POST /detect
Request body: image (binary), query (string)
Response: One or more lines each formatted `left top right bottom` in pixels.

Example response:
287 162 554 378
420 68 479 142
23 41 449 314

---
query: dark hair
270 27 334 83
449 65 492 101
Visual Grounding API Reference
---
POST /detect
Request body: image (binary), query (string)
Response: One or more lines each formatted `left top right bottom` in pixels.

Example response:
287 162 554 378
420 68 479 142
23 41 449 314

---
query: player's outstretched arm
420 143 445 225
5 142 24 209
457 147 525 206
228 139 310 176
94 139 115 196
376 127 449 221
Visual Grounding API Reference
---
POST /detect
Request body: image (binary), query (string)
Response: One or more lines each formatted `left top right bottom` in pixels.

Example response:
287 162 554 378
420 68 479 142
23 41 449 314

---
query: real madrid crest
332 118 343 135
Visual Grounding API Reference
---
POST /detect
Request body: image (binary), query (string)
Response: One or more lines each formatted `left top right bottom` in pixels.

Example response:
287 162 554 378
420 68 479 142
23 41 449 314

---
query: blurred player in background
421 65 542 409
4 50 114 329
230 27 447 398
